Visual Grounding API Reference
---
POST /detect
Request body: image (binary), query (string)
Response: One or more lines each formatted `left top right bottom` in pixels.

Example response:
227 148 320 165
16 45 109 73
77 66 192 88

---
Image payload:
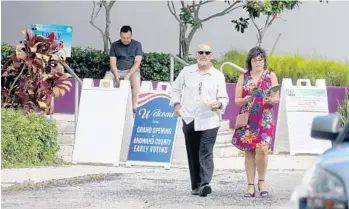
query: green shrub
215 50 349 86
0 43 196 81
1 42 15 64
141 52 196 81
2 43 348 85
338 90 349 127
1 108 62 168
65 46 109 79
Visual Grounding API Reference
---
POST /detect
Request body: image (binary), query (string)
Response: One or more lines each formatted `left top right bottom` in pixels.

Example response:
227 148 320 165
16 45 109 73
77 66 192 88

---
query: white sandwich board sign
274 78 332 155
72 79 133 166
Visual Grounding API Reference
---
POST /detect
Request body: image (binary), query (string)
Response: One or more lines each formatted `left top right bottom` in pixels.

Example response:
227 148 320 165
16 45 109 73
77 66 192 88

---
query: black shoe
199 184 212 197
191 188 200 195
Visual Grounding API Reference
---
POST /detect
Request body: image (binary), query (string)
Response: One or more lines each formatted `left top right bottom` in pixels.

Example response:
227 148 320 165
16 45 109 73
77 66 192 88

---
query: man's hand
210 101 222 111
113 72 120 82
174 104 181 117
124 73 131 80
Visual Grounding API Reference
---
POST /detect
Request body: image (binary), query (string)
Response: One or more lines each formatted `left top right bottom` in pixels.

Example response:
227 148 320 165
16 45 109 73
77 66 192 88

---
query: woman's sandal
244 184 256 198
258 179 269 197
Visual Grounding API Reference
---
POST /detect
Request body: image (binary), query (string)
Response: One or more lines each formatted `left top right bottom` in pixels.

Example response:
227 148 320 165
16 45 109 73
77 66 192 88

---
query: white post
170 56 174 85
74 79 79 130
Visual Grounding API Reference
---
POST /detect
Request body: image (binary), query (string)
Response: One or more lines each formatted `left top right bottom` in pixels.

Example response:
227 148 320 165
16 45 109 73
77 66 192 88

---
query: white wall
1 1 348 63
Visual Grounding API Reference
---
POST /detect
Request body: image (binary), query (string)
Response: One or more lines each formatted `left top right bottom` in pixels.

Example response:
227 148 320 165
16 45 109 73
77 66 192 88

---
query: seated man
105 25 143 113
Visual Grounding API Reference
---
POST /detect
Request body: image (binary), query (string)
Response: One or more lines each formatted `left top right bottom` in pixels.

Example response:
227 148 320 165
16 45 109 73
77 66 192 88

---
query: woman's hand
243 95 253 104
264 97 275 105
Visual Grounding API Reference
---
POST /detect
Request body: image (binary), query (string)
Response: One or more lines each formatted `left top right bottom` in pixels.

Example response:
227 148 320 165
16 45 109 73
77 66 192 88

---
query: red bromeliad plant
1 29 72 114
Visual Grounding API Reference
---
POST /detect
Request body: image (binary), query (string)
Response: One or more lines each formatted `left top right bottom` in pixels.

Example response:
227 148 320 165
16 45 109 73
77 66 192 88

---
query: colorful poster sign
30 23 73 57
127 92 179 167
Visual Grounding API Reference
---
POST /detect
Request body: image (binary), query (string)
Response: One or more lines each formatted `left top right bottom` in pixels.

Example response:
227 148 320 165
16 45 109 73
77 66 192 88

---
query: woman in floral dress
232 46 280 198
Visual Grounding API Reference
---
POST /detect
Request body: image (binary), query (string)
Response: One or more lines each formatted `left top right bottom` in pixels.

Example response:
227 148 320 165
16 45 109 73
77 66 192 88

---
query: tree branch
101 1 108 11
90 1 106 39
250 16 261 32
201 2 243 22
180 0 185 8
90 20 104 38
92 0 103 20
108 0 115 10
250 15 263 46
189 0 199 21
7 63 26 101
195 0 203 17
191 0 214 7
264 15 270 29
268 15 277 27
262 14 277 34
167 0 180 23
186 27 198 45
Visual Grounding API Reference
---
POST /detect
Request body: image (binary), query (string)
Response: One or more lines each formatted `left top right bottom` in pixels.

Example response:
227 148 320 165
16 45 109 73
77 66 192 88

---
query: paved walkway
1 155 318 188
2 168 304 209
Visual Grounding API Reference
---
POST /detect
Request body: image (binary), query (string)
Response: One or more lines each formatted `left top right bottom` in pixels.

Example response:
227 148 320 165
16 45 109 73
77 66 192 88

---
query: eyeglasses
198 51 211 55
252 58 264 63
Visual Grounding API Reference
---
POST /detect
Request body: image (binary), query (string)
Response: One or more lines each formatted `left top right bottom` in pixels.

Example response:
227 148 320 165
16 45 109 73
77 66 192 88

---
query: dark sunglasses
197 51 211 55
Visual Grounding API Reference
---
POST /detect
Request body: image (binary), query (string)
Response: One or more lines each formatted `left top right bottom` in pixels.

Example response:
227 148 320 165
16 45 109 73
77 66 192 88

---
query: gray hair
245 46 268 72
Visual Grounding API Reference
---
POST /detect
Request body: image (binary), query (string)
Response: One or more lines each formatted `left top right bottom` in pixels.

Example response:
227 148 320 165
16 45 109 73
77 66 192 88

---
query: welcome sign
126 92 179 169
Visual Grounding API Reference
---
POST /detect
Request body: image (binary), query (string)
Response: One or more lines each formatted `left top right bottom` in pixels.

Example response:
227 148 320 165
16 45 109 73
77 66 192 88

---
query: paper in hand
266 84 281 96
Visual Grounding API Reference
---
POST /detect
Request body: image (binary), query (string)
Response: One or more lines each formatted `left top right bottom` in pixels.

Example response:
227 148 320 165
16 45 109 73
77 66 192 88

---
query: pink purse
235 112 249 129
235 98 255 129
235 72 263 129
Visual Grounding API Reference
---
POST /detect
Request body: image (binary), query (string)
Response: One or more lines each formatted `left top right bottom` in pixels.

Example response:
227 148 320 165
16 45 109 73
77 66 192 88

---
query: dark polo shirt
109 39 143 71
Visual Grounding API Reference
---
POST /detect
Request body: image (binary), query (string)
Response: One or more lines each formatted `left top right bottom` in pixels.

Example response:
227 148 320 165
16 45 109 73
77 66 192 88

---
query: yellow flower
241 130 256 144
261 121 265 127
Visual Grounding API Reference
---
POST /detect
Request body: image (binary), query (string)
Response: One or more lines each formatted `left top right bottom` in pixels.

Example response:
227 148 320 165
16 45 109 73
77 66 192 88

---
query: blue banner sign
127 92 178 164
31 23 73 57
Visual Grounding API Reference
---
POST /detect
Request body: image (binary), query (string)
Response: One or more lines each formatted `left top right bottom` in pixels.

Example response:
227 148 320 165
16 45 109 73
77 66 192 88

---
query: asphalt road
1 168 304 209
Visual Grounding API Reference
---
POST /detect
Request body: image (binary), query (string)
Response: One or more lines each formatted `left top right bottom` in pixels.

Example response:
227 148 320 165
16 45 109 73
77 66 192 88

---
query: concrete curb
1 155 317 189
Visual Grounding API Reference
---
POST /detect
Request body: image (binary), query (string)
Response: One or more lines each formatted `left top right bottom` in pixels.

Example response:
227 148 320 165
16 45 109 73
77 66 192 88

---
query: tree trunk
179 25 187 58
104 8 111 53
183 27 197 57
256 30 264 47
182 40 190 57
179 24 183 57
103 36 109 53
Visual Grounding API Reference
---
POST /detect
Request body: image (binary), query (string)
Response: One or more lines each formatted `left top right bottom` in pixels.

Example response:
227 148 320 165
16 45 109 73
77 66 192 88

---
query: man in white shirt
170 43 229 197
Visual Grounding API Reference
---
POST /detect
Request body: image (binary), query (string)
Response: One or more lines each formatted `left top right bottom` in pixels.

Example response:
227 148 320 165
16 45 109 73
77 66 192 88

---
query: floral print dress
232 70 274 151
